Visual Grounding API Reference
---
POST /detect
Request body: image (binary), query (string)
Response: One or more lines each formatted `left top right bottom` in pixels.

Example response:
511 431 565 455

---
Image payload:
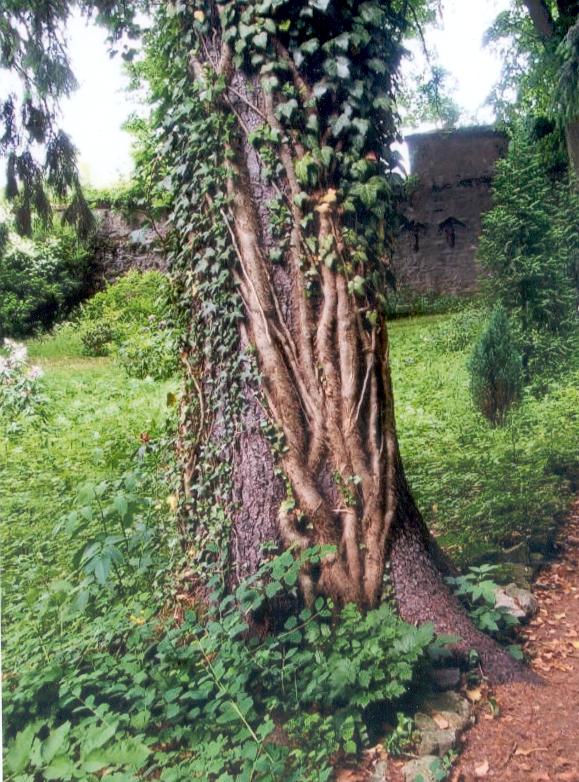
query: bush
117 321 179 379
479 128 579 376
468 306 523 426
77 271 178 379
0 224 93 339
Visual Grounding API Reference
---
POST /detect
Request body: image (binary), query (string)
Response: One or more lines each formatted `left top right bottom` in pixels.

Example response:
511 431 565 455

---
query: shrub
0 339 47 429
117 320 179 379
478 128 579 376
0 224 93 339
78 269 167 352
77 271 178 379
468 306 522 425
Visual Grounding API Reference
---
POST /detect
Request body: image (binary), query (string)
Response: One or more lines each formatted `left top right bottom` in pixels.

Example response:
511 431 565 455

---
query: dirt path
452 500 579 782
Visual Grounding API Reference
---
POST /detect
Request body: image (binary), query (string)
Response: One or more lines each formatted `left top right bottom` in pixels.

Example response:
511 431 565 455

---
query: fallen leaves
474 759 489 777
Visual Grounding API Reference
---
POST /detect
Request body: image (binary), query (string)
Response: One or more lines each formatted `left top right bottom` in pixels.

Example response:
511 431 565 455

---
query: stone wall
393 127 508 295
91 208 168 284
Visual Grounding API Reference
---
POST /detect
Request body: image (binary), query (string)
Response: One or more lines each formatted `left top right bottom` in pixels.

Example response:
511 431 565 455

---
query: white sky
4 0 513 187
401 0 511 132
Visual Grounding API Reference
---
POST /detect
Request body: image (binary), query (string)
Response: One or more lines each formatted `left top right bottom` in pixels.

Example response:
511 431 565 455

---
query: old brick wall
393 127 508 295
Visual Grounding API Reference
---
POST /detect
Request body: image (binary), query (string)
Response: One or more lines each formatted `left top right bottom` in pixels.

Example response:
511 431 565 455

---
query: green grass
0 332 177 669
389 312 579 565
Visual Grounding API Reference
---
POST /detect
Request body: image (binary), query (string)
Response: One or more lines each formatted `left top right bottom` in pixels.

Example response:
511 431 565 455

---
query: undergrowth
2 305 577 780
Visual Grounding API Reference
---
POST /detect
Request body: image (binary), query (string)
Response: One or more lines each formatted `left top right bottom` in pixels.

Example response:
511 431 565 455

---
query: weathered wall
92 208 168 283
393 127 508 295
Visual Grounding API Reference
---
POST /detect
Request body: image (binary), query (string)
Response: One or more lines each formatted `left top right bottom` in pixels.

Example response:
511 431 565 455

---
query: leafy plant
0 338 47 430
0 221 93 339
447 564 519 638
468 306 522 426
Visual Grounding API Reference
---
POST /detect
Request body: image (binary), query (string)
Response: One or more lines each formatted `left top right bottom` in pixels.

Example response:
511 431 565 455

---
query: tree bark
523 0 557 42
178 2 526 683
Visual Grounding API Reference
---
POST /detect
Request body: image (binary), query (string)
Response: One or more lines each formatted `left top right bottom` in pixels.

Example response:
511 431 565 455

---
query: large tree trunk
174 1 524 683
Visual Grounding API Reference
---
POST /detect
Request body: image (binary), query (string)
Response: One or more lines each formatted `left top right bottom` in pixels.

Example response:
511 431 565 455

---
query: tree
522 0 579 176
486 0 579 178
1 0 524 682
477 126 579 375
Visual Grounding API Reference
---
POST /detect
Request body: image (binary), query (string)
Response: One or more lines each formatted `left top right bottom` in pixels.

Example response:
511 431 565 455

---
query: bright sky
401 0 511 133
5 0 513 188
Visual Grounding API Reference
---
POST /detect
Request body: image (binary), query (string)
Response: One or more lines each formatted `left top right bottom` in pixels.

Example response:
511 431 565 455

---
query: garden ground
1 308 578 780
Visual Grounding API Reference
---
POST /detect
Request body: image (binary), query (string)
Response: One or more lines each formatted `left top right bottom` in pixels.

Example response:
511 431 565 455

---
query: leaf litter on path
452 499 579 782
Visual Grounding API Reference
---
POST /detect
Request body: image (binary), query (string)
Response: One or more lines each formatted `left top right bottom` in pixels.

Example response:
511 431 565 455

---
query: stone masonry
393 127 509 295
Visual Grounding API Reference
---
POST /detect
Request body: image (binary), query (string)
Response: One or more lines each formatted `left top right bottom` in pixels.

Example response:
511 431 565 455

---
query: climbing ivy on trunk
136 1 524 682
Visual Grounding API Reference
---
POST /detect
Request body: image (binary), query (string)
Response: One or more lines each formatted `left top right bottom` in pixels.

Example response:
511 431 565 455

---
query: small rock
431 667 460 691
422 692 473 733
498 541 530 564
494 583 538 622
402 756 441 782
414 712 438 731
369 759 390 781
418 727 457 756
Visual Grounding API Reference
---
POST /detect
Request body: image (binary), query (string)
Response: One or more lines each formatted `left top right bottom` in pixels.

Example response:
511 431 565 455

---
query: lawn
389 311 579 566
3 311 576 657
1 331 177 672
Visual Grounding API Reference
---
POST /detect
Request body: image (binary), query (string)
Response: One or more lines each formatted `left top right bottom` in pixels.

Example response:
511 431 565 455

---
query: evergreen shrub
468 306 523 425
478 129 579 377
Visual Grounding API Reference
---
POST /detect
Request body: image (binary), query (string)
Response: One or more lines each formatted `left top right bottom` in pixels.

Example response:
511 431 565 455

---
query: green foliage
0 221 93 338
0 339 47 432
390 311 578 565
468 306 523 426
447 564 519 638
75 271 179 379
385 712 417 756
117 324 179 380
478 130 579 376
1 330 434 782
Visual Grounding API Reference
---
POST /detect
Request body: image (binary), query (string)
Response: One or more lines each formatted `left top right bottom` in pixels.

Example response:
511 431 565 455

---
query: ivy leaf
310 0 331 11
301 38 319 56
348 276 366 296
336 56 351 79
276 99 298 122
253 31 268 50
351 176 386 208
332 107 352 137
